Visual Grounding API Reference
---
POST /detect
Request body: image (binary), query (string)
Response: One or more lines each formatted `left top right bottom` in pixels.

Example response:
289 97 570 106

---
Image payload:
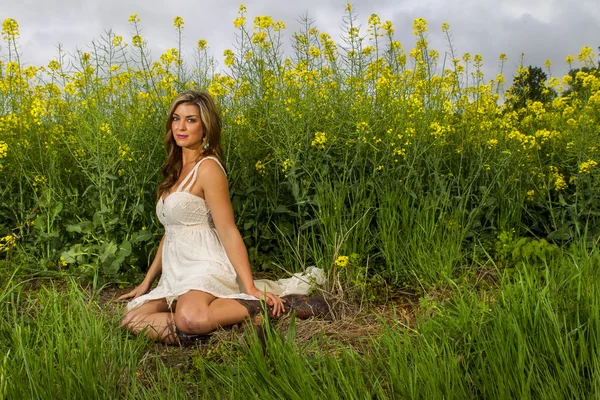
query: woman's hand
117 281 151 301
247 287 287 317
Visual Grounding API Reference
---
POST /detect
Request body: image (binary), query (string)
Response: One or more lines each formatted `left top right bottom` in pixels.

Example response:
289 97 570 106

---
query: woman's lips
176 134 187 139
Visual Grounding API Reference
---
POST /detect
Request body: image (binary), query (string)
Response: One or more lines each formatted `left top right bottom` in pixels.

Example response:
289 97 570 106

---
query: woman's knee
121 310 143 331
174 308 213 334
121 306 150 331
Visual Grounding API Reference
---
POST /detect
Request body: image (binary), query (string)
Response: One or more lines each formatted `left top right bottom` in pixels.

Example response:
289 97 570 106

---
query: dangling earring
203 140 210 150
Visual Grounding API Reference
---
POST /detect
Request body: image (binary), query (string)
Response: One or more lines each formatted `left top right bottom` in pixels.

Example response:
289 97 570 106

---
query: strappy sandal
175 327 212 347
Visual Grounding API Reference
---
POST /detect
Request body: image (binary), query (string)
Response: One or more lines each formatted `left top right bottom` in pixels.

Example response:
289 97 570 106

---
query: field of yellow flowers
1 6 599 290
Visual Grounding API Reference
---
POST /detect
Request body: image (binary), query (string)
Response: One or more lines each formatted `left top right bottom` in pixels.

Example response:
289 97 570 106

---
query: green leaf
99 241 118 264
299 219 320 230
52 202 63 219
273 205 290 213
33 215 45 230
117 240 132 258
132 230 152 243
66 224 82 233
93 211 104 227
244 221 254 230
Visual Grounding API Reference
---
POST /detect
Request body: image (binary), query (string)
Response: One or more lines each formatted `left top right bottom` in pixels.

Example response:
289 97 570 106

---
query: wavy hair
157 91 224 199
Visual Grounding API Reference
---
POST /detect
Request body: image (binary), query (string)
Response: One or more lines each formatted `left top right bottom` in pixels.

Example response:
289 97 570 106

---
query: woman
119 91 325 345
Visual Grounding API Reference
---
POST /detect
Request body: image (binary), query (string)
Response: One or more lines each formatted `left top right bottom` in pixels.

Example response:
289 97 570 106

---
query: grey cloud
2 0 599 82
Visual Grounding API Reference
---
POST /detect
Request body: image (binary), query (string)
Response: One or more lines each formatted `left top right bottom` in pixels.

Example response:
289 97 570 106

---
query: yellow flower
356 121 369 132
0 141 8 159
311 131 327 149
487 138 498 148
128 14 139 23
223 49 235 67
282 159 294 173
429 121 447 137
119 144 133 161
334 255 349 268
2 18 19 40
441 22 450 33
368 14 381 27
234 16 246 28
381 20 394 35
565 55 574 64
550 166 567 191
251 32 269 47
554 175 567 191
173 16 184 29
112 35 123 47
254 15 273 30
577 46 594 63
255 160 266 176
412 18 428 35
33 175 47 187
132 35 143 47
198 39 208 51
234 113 247 126
0 235 16 252
99 123 111 135
579 160 598 174
160 48 180 65
362 46 375 56
48 60 61 71
526 190 535 202
309 46 321 58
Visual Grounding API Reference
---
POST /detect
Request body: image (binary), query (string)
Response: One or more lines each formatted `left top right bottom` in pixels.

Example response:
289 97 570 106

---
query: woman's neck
181 148 204 166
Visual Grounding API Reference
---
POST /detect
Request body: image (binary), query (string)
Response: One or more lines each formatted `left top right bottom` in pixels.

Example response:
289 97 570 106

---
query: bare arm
118 235 165 300
199 160 285 315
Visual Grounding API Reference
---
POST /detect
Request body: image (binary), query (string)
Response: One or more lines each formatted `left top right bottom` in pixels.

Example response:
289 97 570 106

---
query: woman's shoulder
197 156 227 178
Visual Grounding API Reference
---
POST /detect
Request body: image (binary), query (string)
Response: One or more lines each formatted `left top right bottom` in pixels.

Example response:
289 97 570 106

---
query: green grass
1 241 598 398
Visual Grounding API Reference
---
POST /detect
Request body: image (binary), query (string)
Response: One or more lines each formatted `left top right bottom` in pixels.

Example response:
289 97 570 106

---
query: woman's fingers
267 293 285 316
117 289 139 301
117 291 132 301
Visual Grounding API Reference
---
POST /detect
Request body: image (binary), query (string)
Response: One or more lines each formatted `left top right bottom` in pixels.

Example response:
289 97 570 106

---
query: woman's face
171 103 204 150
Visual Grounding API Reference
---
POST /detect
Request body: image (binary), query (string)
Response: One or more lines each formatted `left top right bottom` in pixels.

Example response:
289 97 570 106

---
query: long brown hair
157 91 224 199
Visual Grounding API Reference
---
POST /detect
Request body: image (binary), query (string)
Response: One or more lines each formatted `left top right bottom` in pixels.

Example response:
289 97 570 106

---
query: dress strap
179 156 226 193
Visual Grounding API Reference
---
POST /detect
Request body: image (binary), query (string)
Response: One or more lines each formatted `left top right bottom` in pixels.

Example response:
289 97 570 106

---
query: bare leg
174 290 249 335
121 299 178 345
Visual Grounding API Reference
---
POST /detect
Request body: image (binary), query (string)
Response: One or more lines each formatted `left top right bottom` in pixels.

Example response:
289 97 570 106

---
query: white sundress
127 156 325 312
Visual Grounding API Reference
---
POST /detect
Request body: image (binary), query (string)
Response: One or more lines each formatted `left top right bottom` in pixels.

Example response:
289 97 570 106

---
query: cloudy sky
2 0 599 81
